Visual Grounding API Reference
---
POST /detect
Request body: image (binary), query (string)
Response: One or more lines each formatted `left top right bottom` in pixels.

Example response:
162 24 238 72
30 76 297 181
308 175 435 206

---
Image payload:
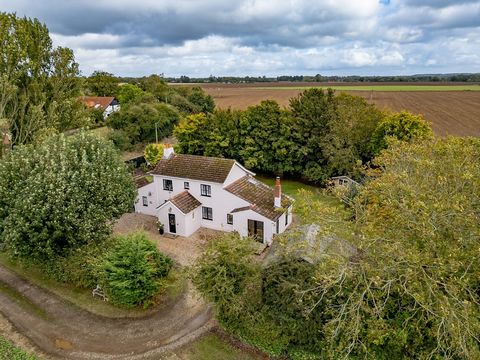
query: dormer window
163 179 173 191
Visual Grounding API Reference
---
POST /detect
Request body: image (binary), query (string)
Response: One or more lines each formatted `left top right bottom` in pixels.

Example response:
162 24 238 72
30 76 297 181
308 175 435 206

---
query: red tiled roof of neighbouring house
80 96 115 110
151 154 235 183
169 191 201 214
225 176 292 221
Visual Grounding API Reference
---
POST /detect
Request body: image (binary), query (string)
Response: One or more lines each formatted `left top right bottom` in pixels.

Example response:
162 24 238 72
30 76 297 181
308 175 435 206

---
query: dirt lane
0 265 214 359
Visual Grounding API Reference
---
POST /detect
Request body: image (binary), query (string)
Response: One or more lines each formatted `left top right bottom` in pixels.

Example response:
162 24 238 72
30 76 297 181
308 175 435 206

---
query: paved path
0 265 214 359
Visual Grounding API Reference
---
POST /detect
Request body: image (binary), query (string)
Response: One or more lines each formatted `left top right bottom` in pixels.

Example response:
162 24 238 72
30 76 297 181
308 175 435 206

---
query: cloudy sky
1 0 480 77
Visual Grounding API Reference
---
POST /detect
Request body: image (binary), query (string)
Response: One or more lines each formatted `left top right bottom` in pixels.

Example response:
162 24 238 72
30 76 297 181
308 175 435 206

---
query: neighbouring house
80 96 120 119
331 176 360 188
134 144 293 244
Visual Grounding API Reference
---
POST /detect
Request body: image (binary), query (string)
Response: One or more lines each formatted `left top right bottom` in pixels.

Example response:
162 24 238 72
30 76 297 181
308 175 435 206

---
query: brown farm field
197 82 480 137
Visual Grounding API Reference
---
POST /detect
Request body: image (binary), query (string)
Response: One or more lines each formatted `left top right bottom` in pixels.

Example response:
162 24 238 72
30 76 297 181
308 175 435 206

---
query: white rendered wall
158 204 187 237
134 183 157 216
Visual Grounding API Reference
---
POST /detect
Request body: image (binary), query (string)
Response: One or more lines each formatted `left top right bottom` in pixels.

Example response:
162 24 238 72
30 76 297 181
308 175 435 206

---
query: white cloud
1 0 479 76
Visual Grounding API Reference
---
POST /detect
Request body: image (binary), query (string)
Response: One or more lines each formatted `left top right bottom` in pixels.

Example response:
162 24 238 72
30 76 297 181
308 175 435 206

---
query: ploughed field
198 82 480 137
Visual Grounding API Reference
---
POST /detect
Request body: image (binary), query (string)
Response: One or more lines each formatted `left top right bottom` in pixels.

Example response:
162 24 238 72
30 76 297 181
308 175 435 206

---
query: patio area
113 213 224 266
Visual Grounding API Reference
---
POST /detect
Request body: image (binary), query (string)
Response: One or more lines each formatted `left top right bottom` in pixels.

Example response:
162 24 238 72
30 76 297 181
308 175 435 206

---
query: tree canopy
0 132 136 261
175 89 389 183
193 137 480 359
85 71 119 97
0 12 88 144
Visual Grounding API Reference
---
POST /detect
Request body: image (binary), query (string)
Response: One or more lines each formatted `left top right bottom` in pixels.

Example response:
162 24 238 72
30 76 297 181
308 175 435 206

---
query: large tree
0 13 87 144
0 132 136 261
85 71 119 97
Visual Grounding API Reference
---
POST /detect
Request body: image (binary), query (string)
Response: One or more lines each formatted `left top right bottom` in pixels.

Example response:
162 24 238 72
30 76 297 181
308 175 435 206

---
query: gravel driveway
113 213 223 266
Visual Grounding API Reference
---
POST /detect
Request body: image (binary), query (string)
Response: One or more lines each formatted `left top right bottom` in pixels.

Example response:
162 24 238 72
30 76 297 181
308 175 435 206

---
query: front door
168 214 176 233
248 220 264 242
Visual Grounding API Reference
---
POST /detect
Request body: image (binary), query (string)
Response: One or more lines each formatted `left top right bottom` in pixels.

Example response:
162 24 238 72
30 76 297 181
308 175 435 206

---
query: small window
163 179 173 191
227 214 233 225
184 181 190 189
276 219 279 234
202 206 213 220
200 184 211 197
285 207 289 225
142 196 148 207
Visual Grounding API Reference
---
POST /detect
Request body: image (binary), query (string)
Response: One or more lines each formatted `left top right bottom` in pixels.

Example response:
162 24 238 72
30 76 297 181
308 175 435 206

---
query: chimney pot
274 176 282 208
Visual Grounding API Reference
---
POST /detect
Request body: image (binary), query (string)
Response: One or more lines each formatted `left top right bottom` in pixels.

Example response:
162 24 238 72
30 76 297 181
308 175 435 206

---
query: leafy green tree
101 232 172 307
117 83 144 104
107 102 180 145
320 93 385 178
86 71 119 97
370 110 433 155
0 132 136 261
173 113 212 155
240 101 300 174
0 13 88 144
138 74 170 101
318 137 480 358
289 88 337 183
144 143 164 166
192 233 259 317
186 87 215 113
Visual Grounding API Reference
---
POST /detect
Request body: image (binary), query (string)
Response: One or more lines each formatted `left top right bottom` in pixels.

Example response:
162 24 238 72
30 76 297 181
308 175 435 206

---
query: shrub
144 143 164 166
100 232 172 307
108 129 132 150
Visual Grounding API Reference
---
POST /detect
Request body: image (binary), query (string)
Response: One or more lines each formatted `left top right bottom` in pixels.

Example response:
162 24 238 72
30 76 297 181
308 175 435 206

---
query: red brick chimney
274 176 282 208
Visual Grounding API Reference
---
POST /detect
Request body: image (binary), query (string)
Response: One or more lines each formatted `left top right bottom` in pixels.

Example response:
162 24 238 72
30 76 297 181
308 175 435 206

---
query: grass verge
175 332 261 360
0 336 38 360
0 254 187 318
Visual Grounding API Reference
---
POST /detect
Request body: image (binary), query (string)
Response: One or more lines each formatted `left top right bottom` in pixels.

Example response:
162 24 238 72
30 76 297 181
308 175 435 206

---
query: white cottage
134 145 293 244
80 96 120 119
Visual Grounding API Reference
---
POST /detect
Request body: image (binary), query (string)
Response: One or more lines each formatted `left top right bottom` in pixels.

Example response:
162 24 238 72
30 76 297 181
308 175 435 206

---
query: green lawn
0 336 37 360
175 333 260 360
89 126 113 139
253 84 480 92
257 175 342 208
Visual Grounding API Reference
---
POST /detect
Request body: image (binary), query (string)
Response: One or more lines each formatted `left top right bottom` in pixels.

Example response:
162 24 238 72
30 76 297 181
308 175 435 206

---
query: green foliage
144 143 164 166
0 132 136 261
100 232 172 307
0 336 37 360
194 138 480 359
192 233 258 307
108 129 132 151
117 83 144 104
86 71 119 97
175 89 386 183
185 87 215 113
370 110 433 155
240 101 300 174
0 13 88 144
107 102 180 145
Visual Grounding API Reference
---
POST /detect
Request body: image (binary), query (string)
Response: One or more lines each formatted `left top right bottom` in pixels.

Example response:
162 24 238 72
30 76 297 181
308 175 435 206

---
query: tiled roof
151 154 235 183
225 176 292 221
135 177 151 189
80 96 115 110
169 191 201 214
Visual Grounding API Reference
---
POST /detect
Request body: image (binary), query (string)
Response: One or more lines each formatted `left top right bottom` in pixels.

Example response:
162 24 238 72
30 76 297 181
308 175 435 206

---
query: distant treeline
130 73 480 84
